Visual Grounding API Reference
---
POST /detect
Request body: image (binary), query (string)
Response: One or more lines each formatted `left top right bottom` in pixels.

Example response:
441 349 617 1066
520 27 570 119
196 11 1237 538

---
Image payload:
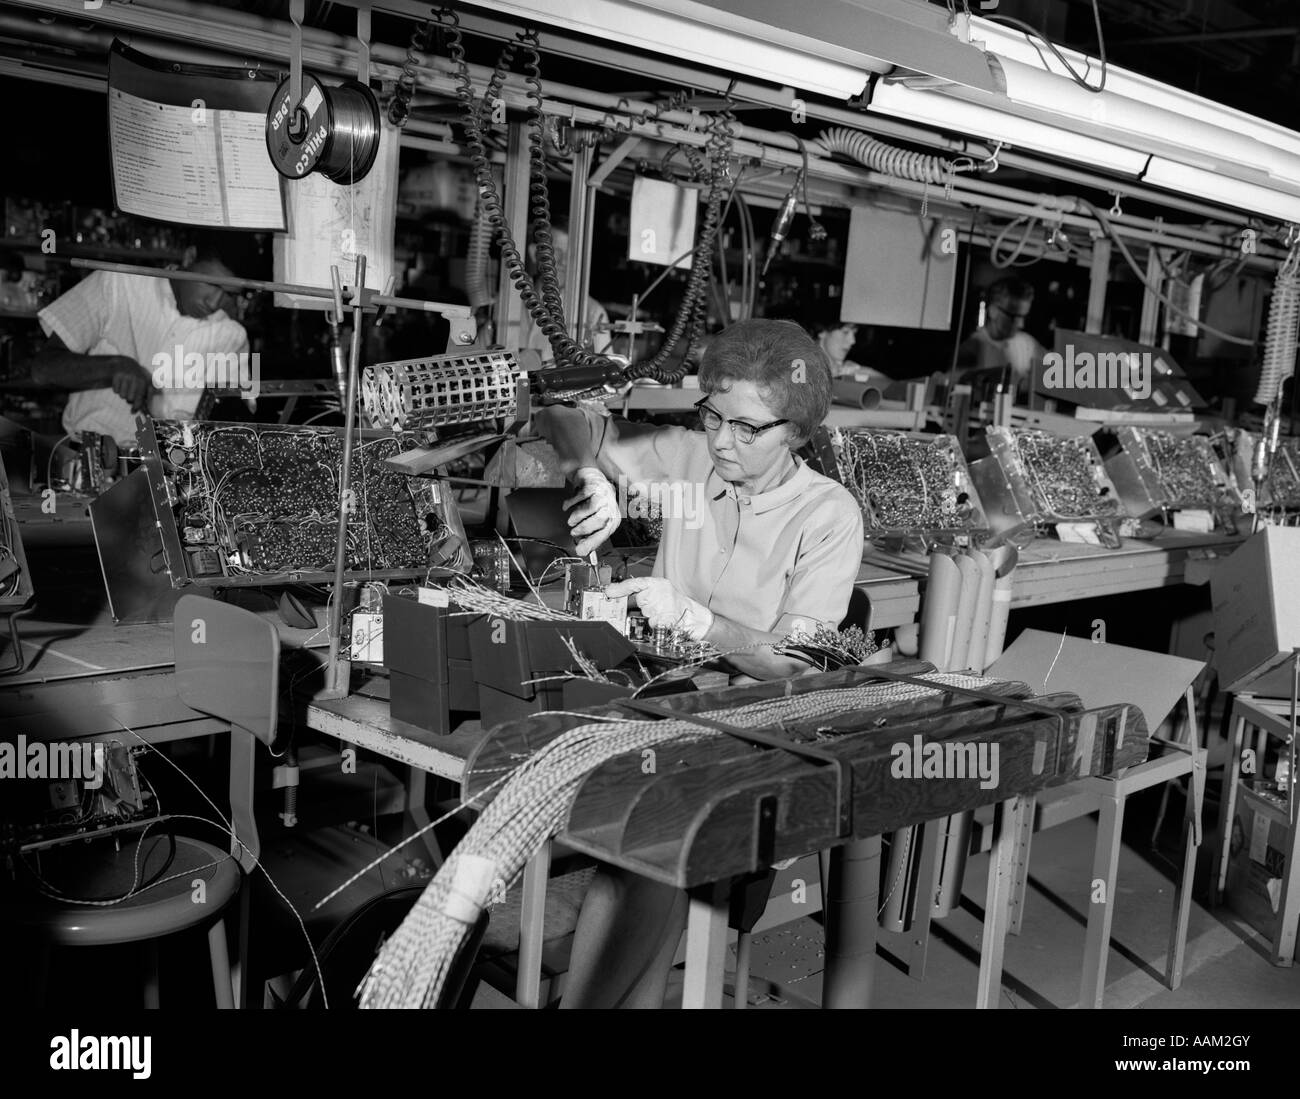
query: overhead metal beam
1110 26 1299 47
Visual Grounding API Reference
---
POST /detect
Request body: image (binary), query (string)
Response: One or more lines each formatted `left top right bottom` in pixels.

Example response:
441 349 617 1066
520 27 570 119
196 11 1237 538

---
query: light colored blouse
536 407 865 636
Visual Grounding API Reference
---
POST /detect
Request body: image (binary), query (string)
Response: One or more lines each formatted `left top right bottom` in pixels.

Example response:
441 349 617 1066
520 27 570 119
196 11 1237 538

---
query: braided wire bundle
357 671 993 1008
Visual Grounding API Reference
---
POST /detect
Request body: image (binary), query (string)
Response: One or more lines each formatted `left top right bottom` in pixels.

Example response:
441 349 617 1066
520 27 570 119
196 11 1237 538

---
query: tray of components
830 429 987 542
133 420 469 587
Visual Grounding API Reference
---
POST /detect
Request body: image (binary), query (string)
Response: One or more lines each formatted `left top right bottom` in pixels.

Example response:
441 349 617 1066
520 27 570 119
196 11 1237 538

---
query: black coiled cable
389 17 432 127
442 12 733 382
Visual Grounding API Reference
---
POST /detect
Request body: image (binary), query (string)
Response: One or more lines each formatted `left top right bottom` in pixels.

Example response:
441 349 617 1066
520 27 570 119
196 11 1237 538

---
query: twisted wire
358 671 998 1008
388 15 433 127
441 12 731 382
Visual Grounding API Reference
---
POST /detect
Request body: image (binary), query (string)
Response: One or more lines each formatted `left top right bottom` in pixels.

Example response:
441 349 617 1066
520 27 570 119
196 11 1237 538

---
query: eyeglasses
694 399 789 445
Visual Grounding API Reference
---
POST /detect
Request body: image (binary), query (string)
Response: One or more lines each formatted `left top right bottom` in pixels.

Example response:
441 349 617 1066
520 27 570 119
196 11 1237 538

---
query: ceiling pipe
6 0 1263 227
1 0 1284 264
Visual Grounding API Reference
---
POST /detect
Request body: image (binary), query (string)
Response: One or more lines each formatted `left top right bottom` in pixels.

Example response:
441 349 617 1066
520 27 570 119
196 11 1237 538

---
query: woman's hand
606 577 714 641
564 467 621 557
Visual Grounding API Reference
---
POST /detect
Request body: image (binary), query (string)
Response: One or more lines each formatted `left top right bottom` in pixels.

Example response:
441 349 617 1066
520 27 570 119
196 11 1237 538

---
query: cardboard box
1224 787 1298 960
1211 527 1300 696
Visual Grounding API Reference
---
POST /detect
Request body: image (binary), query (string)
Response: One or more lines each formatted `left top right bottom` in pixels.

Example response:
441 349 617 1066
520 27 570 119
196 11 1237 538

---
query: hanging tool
761 186 800 278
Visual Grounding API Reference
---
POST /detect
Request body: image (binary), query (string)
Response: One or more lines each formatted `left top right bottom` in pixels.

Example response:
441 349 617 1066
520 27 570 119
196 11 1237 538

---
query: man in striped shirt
33 239 250 447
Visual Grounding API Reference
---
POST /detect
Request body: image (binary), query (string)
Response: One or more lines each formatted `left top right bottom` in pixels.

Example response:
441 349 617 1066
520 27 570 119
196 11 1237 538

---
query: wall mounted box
1211 526 1300 697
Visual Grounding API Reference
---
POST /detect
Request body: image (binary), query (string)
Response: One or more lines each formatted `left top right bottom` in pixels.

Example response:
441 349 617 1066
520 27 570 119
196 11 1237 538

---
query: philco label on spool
266 74 330 180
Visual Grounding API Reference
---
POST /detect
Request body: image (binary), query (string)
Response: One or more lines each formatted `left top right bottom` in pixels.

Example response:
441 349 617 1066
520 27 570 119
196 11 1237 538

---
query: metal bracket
355 2 372 87
289 0 305 126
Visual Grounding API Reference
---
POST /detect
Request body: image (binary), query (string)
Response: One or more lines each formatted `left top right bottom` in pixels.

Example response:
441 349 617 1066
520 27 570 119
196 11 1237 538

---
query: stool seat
3 834 242 946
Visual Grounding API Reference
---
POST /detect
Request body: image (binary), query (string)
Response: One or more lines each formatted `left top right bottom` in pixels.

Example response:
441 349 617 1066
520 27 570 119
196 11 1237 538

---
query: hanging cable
388 15 433 127
1075 198 1257 347
987 0 1107 94
441 12 732 383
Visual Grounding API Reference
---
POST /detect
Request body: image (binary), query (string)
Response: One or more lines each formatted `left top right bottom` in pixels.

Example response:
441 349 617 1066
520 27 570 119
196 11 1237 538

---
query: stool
1212 694 1300 965
3 833 243 1007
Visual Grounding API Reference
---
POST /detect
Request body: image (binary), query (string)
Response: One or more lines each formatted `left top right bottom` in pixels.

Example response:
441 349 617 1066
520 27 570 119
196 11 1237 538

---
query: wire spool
266 73 382 184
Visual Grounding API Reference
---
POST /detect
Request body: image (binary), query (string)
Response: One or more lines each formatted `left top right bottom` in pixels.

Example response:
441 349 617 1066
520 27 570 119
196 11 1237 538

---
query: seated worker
809 309 893 390
533 318 865 1007
32 234 251 448
954 276 1048 403
518 217 613 363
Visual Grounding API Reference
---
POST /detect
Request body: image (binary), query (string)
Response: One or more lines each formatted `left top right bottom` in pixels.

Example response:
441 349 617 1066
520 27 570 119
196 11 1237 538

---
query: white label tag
1173 509 1213 533
302 83 325 117
419 586 450 607
349 611 383 663
581 590 628 630
1250 810 1271 864
1056 521 1102 545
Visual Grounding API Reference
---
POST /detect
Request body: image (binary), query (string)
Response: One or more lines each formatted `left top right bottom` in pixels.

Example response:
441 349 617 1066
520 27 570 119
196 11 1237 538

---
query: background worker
32 234 252 447
955 276 1048 403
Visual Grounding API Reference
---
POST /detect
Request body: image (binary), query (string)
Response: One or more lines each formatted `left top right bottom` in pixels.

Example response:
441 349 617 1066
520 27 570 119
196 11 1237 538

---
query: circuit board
831 429 986 537
988 428 1125 523
140 421 466 586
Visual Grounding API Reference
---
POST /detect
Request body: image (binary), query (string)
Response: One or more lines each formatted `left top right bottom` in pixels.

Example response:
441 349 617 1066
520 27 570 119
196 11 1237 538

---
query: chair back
173 593 280 746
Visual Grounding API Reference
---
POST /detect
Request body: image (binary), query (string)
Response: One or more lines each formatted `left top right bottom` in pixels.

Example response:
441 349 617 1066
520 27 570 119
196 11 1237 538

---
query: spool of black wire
266 73 382 184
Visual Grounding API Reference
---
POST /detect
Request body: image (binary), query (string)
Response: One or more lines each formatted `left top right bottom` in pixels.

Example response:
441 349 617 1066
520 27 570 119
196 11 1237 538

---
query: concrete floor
697 813 1300 1010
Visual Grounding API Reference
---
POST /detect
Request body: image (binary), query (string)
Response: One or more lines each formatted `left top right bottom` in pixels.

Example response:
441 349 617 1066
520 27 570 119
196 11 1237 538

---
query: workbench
863 529 1245 608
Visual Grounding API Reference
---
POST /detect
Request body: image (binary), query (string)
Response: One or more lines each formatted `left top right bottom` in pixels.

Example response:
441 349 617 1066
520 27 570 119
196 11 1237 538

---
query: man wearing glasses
955 276 1048 404
32 233 252 448
533 318 864 1006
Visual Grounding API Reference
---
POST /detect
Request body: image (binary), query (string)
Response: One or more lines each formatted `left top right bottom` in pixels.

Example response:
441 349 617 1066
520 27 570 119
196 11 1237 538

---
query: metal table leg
976 795 1025 1009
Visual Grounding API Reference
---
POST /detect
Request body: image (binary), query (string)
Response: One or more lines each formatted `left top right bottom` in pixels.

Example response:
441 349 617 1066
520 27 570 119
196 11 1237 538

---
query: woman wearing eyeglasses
532 319 864 1006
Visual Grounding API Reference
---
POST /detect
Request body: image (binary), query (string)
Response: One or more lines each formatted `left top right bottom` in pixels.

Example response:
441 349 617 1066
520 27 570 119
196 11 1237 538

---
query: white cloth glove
606 577 714 641
564 466 621 557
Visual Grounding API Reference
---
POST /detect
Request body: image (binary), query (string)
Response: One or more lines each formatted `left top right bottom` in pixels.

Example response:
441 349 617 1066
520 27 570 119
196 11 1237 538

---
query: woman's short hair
699 319 832 444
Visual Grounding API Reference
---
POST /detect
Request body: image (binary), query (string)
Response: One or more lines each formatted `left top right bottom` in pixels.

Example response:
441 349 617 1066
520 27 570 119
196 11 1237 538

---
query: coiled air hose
1254 243 1300 405
816 126 971 185
465 201 493 312
388 16 432 127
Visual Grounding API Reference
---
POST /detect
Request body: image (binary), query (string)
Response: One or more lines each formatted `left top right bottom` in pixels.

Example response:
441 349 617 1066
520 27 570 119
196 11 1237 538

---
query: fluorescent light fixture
1142 157 1300 224
983 58 1300 188
870 79 1150 177
463 0 884 99
973 17 1300 166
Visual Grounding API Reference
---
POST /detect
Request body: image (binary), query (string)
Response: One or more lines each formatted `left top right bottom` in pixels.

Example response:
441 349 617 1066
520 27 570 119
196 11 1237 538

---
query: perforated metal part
363 351 523 430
